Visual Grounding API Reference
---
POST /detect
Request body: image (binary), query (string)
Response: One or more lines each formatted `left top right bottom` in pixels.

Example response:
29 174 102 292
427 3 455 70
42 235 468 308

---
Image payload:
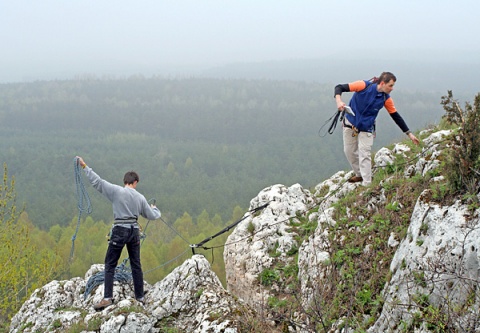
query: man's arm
334 81 367 110
384 101 420 145
140 198 161 220
334 84 348 110
76 156 119 201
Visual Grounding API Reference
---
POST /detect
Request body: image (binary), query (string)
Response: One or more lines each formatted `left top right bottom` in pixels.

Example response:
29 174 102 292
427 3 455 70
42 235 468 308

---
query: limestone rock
224 183 316 310
368 195 480 332
10 255 249 333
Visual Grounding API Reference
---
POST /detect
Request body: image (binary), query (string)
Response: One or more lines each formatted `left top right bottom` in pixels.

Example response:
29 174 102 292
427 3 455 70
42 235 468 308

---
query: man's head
377 71 396 94
124 171 139 186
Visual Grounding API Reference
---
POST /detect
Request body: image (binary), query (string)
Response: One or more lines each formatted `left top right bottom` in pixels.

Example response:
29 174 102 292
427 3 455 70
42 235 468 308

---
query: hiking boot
348 176 363 183
93 298 113 311
136 297 145 305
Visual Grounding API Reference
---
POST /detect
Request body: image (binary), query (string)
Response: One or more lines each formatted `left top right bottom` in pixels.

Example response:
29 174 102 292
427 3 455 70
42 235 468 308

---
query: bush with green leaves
441 91 480 194
0 164 61 324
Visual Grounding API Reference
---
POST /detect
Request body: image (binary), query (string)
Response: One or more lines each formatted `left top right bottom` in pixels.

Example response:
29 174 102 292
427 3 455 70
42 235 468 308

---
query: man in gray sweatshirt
76 156 161 311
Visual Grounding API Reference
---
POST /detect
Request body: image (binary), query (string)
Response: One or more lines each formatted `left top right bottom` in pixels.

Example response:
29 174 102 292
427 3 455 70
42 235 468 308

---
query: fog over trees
0 76 445 228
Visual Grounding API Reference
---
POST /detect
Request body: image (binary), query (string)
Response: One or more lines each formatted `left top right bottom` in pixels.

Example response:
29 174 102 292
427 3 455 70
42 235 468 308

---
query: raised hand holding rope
71 157 92 261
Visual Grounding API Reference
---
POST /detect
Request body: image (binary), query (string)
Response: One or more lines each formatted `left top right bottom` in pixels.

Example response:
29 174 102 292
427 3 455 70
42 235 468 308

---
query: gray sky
2 0 479 83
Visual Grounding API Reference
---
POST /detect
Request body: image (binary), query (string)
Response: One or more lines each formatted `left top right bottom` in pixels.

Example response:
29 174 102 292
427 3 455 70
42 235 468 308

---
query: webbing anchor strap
190 202 269 255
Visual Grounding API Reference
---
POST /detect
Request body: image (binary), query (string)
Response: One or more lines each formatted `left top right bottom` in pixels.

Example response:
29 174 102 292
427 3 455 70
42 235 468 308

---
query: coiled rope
71 157 92 261
84 261 132 300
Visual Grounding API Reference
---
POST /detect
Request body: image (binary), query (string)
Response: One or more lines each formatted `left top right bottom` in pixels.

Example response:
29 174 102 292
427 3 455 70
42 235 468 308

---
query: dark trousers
103 225 143 300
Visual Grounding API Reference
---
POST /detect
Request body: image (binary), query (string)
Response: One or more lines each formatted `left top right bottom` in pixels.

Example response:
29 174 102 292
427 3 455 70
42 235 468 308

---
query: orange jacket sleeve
384 97 397 114
347 80 367 92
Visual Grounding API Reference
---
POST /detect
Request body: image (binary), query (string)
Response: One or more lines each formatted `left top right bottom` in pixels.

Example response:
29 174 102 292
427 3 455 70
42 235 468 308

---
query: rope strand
318 110 344 137
70 157 92 261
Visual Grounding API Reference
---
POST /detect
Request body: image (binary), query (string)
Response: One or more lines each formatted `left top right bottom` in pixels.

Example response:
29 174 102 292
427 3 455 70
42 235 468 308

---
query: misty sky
2 0 479 83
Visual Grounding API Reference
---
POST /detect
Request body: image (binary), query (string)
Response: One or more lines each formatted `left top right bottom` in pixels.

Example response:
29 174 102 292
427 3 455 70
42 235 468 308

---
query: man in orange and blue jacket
334 72 419 186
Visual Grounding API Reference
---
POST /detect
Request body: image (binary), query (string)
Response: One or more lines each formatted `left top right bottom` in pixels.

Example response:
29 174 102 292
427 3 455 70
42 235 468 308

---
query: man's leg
94 239 123 311
343 123 360 177
103 243 123 299
103 226 129 299
358 131 374 186
126 227 144 300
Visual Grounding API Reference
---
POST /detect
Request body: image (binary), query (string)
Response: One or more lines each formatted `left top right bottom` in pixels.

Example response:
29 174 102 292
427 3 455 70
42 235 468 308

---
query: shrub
441 91 480 194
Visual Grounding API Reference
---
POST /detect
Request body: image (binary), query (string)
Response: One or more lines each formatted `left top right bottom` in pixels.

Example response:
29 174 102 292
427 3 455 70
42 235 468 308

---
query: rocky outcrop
298 171 358 308
368 195 480 332
10 255 251 333
223 183 316 310
10 129 480 332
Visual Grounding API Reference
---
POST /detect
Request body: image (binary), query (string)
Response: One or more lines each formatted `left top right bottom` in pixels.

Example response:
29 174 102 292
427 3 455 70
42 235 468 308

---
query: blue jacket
345 81 389 133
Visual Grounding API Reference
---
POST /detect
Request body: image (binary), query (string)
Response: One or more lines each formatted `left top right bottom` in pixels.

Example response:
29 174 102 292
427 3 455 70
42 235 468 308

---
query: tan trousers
343 119 374 186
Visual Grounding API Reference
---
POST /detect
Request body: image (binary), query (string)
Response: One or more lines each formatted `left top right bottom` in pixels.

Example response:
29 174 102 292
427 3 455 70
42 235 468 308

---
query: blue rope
84 262 132 300
70 157 92 261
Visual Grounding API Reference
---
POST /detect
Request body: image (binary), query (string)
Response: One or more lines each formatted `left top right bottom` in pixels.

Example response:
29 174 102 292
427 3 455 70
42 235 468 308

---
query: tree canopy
0 77 443 229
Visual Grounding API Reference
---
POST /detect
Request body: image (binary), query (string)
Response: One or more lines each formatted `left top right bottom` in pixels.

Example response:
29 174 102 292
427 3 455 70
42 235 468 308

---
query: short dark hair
371 72 397 84
377 71 396 83
123 171 139 185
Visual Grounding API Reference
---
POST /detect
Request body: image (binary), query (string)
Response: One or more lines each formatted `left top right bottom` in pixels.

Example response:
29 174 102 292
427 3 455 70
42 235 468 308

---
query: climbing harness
343 121 359 137
71 157 92 261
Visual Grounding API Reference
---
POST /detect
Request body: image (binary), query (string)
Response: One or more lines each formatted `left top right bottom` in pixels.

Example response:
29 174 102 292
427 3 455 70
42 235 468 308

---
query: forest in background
0 77 446 321
0 77 444 229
